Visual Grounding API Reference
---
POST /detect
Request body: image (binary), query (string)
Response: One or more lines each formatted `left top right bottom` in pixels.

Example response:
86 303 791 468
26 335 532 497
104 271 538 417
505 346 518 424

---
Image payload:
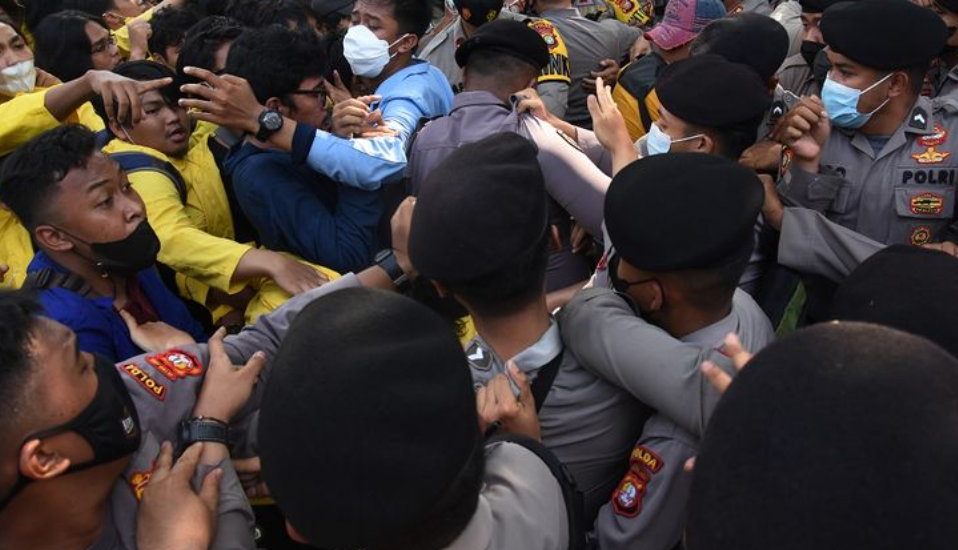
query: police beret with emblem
686 322 958 550
655 54 772 128
690 13 789 83
409 132 549 282
830 245 958 358
260 288 481 550
797 0 846 13
455 18 550 69
605 152 763 271
821 0 948 70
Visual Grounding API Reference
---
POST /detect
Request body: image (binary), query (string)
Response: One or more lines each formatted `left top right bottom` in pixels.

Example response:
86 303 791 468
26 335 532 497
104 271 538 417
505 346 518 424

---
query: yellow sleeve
113 8 156 58
0 89 104 156
127 168 250 293
645 88 661 126
0 209 35 289
527 19 572 85
606 0 654 27
612 78 647 142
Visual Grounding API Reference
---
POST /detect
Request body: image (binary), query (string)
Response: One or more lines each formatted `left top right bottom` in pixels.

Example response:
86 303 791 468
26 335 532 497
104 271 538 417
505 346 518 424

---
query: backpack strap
486 433 586 550
22 267 93 297
109 151 189 204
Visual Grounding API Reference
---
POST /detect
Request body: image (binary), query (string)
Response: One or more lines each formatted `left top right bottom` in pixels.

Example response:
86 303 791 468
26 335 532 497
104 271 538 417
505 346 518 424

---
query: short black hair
251 0 315 29
669 237 754 312
183 0 229 16
226 24 327 104
33 10 106 82
320 27 353 83
0 291 42 495
0 125 99 230
441 232 549 319
224 0 264 26
690 118 762 161
22 0 66 33
175 15 244 83
148 6 201 60
465 48 540 83
365 0 432 37
91 61 182 133
61 0 115 17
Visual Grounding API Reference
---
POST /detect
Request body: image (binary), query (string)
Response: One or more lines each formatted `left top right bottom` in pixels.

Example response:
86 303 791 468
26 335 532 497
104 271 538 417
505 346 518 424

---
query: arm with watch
180 67 410 191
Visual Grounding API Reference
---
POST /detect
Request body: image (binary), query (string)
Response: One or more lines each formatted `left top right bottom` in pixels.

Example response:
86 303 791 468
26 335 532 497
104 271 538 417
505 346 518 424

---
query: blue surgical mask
645 123 704 156
821 72 892 129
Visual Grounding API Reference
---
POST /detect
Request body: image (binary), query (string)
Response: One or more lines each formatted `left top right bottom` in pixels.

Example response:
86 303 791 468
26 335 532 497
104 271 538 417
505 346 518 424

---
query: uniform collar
450 90 511 113
539 7 579 18
418 15 466 57
466 318 563 375
843 96 935 159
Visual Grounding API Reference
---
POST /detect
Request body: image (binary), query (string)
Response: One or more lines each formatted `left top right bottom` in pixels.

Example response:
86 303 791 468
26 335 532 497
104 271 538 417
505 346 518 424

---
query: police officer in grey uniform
409 19 614 291
258 287 577 550
776 0 842 98
928 0 958 99
559 154 774 550
775 0 958 305
408 134 735 526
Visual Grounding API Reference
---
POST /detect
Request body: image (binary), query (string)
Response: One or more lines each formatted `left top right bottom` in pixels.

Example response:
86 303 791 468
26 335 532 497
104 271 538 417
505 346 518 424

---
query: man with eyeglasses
223 25 383 274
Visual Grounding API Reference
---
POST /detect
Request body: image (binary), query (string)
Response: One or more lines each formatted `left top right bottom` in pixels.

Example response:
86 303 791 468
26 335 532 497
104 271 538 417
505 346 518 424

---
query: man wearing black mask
0 125 206 363
776 0 846 97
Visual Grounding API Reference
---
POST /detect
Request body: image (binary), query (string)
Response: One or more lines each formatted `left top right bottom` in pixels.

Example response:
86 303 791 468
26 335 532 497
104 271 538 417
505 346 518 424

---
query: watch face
262 111 284 131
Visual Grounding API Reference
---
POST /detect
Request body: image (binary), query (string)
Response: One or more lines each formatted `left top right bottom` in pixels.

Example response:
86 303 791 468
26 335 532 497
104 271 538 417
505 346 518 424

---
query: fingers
136 77 174 94
118 309 138 331
683 457 696 472
333 70 348 90
151 441 175 482
365 109 384 126
179 83 218 102
723 332 753 371
357 94 382 106
701 360 733 394
183 66 226 90
241 351 267 384
198 468 223 513
207 326 228 364
170 442 204 481
127 83 144 126
508 362 534 411
587 94 600 119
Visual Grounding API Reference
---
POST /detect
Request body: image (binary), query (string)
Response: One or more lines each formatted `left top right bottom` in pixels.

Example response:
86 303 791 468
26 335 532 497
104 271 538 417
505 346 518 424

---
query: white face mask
343 25 411 79
0 60 36 96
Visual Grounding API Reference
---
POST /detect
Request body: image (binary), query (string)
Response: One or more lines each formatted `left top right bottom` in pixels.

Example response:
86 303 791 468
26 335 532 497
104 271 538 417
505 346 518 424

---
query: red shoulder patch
146 349 203 382
631 445 664 474
612 471 648 518
120 363 167 401
129 469 153 501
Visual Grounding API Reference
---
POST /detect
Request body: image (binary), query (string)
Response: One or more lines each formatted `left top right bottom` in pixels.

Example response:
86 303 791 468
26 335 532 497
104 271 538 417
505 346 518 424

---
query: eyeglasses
91 35 117 55
288 88 328 105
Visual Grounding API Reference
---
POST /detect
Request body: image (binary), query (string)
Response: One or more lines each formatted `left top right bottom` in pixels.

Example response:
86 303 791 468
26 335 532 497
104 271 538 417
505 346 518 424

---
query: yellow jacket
113 8 156 59
102 126 336 323
0 87 104 289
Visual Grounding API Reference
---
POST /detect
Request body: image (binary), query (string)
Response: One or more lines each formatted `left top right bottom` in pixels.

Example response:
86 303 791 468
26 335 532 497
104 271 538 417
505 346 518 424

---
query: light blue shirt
306 59 454 190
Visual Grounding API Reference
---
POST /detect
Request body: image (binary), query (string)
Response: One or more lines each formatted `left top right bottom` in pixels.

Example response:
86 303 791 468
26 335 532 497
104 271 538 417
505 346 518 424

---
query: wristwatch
255 109 284 141
178 416 230 450
374 249 409 291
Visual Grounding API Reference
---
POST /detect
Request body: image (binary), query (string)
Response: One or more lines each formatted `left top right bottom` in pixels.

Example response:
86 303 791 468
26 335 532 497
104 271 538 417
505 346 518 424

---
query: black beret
409 132 548 282
605 153 763 271
798 0 845 13
821 0 948 70
656 54 772 128
259 288 480 550
691 13 789 83
455 18 550 69
831 245 958 358
686 322 958 550
453 0 505 27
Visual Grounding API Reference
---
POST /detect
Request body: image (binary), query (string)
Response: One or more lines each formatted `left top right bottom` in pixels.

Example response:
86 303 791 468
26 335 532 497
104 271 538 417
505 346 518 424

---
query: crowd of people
0 0 956 548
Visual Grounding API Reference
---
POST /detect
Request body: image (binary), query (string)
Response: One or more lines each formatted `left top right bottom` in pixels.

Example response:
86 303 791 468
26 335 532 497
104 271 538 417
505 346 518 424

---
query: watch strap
179 416 230 449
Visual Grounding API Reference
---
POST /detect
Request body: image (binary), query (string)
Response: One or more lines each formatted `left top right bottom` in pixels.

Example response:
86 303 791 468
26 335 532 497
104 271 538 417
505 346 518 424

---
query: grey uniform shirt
929 58 958 100
465 320 649 522
777 53 820 98
539 7 641 128
407 90 613 290
594 290 775 550
778 96 958 277
444 440 569 550
87 274 363 550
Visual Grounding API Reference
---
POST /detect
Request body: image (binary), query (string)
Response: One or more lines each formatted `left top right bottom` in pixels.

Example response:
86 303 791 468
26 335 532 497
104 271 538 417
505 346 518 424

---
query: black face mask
800 40 826 68
811 46 832 90
58 220 161 276
0 354 141 512
454 0 504 26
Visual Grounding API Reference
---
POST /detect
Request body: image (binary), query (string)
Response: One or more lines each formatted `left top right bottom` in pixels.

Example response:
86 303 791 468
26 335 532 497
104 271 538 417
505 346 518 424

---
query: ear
697 133 715 155
285 521 309 544
548 224 562 253
430 280 450 298
264 96 290 118
34 224 74 253
108 119 127 141
19 439 71 482
645 280 665 313
396 33 419 54
888 71 911 98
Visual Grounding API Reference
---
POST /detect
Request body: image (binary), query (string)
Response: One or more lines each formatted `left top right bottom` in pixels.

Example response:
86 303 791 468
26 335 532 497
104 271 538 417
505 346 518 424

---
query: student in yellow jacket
95 61 335 324
0 20 175 288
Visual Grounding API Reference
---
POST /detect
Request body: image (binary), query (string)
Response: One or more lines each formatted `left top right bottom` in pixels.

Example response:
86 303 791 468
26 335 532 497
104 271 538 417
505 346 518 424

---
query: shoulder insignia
466 341 493 371
911 225 933 246
612 470 648 518
528 19 571 84
146 349 203 382
913 126 951 164
121 363 167 401
607 0 653 27
910 107 929 130
918 124 948 147
631 445 665 474
129 469 154 501
779 146 794 180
